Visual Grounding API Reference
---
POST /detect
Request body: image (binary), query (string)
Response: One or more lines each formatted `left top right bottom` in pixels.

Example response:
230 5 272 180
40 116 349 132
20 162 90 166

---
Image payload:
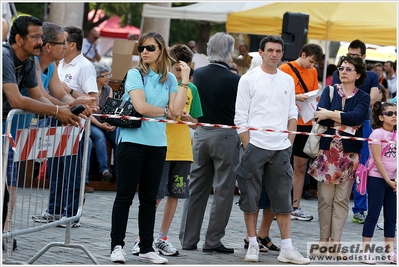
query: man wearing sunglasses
332 39 380 225
82 28 101 62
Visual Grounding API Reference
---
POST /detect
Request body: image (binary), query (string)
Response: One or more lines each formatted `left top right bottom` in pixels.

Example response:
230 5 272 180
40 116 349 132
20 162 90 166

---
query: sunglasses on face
137 45 158 53
337 66 356 73
382 111 397 116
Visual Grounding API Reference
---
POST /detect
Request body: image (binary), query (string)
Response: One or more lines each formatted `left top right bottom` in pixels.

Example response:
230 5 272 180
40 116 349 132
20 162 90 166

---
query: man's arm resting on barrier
3 82 81 126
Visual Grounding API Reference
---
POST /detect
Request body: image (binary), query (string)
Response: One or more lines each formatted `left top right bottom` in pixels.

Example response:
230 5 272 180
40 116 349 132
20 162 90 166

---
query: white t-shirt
387 73 397 95
82 38 100 60
58 53 98 94
234 66 298 150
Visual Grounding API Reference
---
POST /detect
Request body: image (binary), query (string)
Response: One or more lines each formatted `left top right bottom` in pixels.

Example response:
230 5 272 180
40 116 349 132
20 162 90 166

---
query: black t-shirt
193 62 240 126
2 42 38 119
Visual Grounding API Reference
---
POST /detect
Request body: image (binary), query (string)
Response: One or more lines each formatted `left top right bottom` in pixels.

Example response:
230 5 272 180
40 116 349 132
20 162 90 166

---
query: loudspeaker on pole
281 12 309 61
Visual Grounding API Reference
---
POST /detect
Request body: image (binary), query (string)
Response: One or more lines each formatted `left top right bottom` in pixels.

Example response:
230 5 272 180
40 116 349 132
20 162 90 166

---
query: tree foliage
13 2 226 48
14 3 47 20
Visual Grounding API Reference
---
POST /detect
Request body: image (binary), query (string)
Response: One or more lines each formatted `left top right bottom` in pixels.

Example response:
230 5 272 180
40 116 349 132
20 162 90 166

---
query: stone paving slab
2 190 394 266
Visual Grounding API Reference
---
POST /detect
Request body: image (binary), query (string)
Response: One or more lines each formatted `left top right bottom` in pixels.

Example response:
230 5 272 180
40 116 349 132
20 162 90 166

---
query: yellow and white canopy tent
226 2 397 46
227 1 397 86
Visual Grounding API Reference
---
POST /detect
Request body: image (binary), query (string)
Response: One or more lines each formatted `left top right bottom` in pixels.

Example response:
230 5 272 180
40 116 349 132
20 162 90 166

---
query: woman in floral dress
308 55 370 255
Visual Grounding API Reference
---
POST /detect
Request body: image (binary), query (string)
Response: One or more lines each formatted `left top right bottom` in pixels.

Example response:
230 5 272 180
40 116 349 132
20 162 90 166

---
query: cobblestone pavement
2 189 394 266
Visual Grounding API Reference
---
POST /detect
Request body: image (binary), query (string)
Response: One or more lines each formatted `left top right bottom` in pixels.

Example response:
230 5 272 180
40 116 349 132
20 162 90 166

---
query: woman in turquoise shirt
109 31 188 264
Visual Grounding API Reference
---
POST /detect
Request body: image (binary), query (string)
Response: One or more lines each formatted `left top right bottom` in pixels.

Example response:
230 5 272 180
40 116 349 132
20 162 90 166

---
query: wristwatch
164 108 169 117
69 89 74 95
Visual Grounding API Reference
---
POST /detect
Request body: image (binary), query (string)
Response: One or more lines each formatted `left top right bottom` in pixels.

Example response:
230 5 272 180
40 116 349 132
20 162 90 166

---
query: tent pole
322 40 330 89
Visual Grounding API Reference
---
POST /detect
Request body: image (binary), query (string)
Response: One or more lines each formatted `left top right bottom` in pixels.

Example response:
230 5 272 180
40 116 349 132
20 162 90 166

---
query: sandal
258 236 280 251
243 238 269 252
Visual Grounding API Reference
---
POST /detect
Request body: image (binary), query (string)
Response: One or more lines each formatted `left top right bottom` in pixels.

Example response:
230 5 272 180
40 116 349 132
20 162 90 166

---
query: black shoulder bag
101 68 144 128
287 62 309 93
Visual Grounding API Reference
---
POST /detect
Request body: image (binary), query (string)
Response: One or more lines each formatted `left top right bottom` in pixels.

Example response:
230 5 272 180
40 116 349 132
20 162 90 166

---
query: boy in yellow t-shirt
131 44 203 257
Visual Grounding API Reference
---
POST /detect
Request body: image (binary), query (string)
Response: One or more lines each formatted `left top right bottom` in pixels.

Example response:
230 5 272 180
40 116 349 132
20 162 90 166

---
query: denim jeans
362 176 397 238
88 125 119 175
44 118 85 218
46 133 87 218
110 142 166 253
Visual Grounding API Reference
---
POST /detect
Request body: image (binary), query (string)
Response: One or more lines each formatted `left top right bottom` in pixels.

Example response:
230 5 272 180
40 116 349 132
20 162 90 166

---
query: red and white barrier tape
2 133 17 151
95 114 396 144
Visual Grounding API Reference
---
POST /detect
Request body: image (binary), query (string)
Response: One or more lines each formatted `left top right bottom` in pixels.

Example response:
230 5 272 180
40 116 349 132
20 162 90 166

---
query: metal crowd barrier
1 109 99 264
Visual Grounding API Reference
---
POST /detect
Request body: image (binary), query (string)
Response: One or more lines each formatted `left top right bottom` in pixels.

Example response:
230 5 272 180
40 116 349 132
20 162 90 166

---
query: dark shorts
157 161 191 199
258 178 271 209
235 143 293 214
292 125 312 158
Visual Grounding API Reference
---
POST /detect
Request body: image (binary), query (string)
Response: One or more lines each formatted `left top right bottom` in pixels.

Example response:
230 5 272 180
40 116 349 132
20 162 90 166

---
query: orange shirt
280 61 319 126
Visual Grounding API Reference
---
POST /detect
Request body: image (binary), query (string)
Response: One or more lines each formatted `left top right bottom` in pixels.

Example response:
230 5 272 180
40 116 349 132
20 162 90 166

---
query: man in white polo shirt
58 26 98 100
57 25 98 205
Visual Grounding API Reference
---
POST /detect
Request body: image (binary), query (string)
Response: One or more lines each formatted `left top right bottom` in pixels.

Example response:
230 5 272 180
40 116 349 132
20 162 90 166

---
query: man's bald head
88 28 100 43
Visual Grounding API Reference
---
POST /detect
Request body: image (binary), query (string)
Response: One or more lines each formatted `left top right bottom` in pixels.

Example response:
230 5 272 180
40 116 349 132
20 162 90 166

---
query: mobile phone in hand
70 104 86 115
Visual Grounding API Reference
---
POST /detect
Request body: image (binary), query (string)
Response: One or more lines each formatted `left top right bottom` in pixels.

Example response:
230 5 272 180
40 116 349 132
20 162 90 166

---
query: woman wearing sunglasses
308 55 370 256
109 31 188 264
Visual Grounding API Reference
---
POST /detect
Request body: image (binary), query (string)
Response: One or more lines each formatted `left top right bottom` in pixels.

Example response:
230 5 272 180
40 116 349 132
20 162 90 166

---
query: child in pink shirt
360 101 397 264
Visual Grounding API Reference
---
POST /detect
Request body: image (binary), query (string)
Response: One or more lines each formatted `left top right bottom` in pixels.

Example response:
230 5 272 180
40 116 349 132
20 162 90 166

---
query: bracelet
55 105 59 119
69 89 74 95
180 83 189 89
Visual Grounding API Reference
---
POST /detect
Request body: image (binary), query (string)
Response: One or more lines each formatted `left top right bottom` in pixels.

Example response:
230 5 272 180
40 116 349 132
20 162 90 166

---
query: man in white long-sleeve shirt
234 35 309 264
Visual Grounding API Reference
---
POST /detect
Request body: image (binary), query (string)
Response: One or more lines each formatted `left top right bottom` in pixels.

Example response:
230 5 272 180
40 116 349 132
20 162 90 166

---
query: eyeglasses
99 74 112 78
382 111 397 116
347 53 362 57
337 66 356 73
137 45 158 53
25 34 45 42
44 41 67 46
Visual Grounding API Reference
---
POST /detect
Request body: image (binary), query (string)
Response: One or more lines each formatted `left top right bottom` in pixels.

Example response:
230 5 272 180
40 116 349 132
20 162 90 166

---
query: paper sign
333 125 357 135
296 89 323 123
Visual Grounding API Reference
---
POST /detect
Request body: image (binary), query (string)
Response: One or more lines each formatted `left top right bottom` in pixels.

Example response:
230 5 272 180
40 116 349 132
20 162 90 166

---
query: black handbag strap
114 68 144 100
287 62 309 93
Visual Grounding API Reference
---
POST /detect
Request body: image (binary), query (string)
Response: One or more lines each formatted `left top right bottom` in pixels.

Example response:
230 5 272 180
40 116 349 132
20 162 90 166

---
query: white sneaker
132 237 140 255
57 216 81 228
154 236 179 256
278 247 310 265
359 252 376 264
110 245 126 263
138 251 168 264
384 252 397 264
244 242 259 262
32 211 61 223
291 208 313 221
